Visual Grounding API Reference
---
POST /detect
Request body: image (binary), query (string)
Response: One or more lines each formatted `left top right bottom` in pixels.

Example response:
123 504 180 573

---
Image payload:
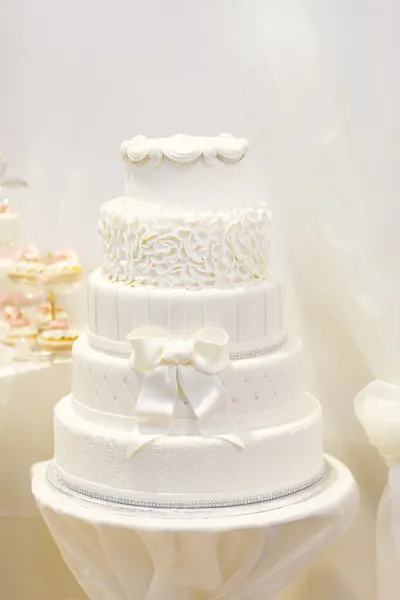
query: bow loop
126 327 244 454
193 328 230 374
127 327 166 371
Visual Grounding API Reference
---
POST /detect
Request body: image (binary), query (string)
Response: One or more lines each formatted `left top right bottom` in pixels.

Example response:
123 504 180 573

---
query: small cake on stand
37 319 79 353
8 245 45 284
36 301 68 332
0 306 38 349
37 251 82 354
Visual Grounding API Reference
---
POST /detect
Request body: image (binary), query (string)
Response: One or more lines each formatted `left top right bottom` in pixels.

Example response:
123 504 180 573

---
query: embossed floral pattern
54 395 323 497
99 198 271 288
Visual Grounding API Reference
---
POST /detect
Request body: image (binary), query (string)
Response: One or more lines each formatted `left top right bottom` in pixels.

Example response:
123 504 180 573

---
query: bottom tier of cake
53 394 324 508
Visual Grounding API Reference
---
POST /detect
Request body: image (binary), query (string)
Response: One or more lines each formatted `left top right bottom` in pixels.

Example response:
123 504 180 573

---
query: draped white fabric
32 456 358 600
223 1 400 598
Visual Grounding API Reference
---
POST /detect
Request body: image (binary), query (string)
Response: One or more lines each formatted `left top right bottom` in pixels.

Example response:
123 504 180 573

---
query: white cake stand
32 455 358 600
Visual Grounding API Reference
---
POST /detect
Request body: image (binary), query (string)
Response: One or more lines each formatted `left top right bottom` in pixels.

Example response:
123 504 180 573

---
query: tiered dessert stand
32 455 358 600
5 255 82 358
0 156 86 600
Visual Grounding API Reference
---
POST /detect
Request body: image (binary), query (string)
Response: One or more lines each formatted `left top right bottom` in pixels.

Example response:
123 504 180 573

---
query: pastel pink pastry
47 319 68 330
46 250 73 264
1 309 37 347
0 289 47 309
37 319 79 351
8 316 30 328
8 245 44 282
21 245 42 262
44 250 83 285
3 305 22 321
36 302 68 331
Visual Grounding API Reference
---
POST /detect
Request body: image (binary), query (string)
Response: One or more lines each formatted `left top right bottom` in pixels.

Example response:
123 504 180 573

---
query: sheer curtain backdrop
225 1 400 599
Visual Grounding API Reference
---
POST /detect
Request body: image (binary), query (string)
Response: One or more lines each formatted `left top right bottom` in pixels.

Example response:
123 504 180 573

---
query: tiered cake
52 134 324 508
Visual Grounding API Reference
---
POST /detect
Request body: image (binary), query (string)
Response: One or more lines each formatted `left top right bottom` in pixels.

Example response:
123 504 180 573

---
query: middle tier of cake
73 333 302 421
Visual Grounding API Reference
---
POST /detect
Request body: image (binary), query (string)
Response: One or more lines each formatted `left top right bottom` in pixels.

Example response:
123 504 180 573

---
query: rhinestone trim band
229 337 288 361
88 336 288 362
51 464 324 510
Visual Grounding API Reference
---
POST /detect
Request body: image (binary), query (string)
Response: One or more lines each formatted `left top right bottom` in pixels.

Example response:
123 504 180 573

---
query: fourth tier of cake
52 134 324 508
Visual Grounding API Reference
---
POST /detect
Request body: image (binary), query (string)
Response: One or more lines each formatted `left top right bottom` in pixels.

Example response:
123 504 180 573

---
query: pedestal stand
32 455 358 600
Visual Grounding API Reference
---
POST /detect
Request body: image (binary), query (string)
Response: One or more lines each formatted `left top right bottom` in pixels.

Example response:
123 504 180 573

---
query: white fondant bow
127 327 244 454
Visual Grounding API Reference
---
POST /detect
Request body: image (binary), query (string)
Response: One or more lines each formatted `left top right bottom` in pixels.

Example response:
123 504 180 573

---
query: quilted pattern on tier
74 359 143 416
72 337 302 418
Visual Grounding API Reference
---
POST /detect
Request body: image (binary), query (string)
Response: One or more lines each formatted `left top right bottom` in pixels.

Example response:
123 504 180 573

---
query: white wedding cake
52 134 324 508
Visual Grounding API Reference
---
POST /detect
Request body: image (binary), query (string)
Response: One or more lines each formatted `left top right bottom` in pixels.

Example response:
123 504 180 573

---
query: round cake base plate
32 455 357 532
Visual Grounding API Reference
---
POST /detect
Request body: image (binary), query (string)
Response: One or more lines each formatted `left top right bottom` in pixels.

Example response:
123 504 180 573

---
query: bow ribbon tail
178 366 244 449
126 365 177 457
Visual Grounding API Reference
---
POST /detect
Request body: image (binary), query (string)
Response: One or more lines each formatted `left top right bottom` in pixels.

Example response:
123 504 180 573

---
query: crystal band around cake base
50 462 324 510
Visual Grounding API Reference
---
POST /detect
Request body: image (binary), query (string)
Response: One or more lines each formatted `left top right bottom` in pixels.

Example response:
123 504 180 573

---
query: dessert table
0 357 87 600
32 455 358 600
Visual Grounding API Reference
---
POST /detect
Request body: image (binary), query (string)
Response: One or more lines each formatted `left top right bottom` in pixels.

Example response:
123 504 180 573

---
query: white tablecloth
0 359 72 517
0 359 87 600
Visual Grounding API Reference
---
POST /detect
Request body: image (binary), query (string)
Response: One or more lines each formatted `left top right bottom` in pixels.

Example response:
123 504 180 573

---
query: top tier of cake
100 134 271 289
121 133 262 209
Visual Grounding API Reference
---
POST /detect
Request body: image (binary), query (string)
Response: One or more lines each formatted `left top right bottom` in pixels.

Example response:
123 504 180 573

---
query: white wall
1 0 248 269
